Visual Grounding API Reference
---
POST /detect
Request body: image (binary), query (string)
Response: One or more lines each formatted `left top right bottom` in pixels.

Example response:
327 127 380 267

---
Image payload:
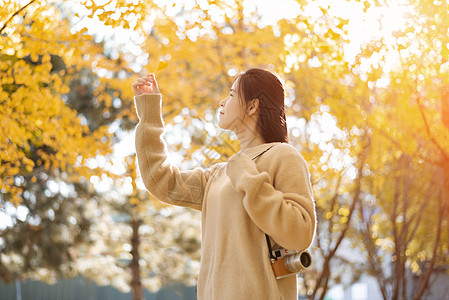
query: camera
270 248 312 279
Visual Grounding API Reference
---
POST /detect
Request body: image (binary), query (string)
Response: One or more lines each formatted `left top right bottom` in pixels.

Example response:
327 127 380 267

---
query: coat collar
240 142 283 160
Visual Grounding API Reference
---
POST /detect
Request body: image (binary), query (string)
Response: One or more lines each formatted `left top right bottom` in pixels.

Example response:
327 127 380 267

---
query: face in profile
218 68 288 144
218 79 247 132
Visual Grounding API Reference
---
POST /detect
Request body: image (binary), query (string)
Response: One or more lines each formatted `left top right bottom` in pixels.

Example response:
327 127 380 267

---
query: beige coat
134 93 316 300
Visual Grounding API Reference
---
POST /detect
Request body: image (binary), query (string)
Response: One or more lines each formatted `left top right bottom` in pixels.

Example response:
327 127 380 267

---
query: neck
235 118 265 151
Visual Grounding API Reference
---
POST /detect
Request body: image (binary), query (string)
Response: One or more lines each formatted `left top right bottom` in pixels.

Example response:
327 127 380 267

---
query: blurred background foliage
0 0 448 299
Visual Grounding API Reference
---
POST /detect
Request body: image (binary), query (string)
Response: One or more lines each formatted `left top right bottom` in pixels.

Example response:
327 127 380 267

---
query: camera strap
265 234 277 261
251 144 277 160
250 144 278 262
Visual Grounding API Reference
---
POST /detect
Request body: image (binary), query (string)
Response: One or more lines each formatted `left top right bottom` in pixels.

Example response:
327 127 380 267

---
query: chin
218 118 226 130
218 122 227 130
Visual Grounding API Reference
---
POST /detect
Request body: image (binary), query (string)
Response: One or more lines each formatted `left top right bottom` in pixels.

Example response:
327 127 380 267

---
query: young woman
133 68 316 300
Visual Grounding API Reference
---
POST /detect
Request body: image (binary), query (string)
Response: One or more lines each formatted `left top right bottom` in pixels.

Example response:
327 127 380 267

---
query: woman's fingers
133 78 152 89
146 73 159 92
137 78 150 84
133 82 149 89
133 74 159 95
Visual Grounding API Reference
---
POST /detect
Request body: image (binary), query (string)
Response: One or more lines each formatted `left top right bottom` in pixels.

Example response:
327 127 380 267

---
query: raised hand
132 73 160 96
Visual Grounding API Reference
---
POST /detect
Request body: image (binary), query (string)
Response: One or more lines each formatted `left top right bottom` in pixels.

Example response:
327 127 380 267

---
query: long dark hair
236 68 288 143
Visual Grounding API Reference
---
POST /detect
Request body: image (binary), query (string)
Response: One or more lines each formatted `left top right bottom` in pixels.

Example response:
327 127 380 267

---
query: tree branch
412 187 445 300
405 180 433 246
326 176 342 254
310 134 370 300
391 163 401 300
441 84 449 130
0 0 37 35
401 155 411 300
415 96 449 162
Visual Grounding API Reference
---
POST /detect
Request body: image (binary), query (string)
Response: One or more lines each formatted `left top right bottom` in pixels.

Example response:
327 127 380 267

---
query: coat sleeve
225 148 316 250
134 93 218 210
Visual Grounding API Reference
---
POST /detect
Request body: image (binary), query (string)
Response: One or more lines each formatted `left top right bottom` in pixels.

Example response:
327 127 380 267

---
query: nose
219 97 227 107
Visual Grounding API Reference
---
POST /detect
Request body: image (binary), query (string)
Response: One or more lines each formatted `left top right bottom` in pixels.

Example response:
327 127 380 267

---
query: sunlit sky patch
68 0 409 70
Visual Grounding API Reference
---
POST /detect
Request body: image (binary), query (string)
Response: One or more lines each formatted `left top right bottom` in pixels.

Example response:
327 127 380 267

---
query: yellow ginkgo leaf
154 60 168 73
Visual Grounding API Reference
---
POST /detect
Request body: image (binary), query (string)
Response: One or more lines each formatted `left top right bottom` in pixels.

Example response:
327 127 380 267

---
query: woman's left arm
226 149 316 251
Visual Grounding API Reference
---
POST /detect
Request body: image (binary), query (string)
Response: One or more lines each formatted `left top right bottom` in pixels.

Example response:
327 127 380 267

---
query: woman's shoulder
265 144 311 187
271 142 303 157
266 143 308 168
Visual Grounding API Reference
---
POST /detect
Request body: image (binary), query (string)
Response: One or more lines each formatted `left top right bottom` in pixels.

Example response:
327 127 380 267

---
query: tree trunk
441 85 449 251
130 219 143 300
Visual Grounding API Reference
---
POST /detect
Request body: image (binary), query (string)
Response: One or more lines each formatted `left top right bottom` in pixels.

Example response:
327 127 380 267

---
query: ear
247 98 259 116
